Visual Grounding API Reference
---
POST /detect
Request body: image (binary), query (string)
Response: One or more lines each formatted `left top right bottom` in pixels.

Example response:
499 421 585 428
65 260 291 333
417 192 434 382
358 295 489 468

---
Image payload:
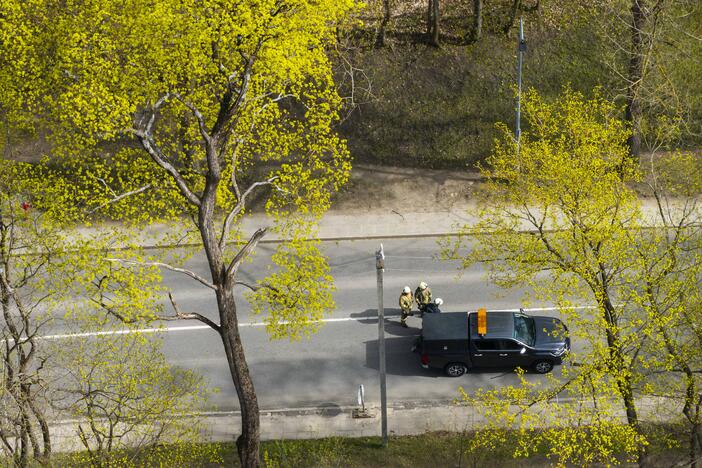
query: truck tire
533 360 553 374
444 363 468 377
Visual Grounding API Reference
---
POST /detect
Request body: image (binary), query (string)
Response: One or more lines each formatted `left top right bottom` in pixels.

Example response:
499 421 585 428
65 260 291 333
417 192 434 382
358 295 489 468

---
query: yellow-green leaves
447 88 702 466
460 367 649 466
9 0 356 237
2 4 360 465
247 236 335 341
53 326 218 467
450 88 641 294
445 88 653 463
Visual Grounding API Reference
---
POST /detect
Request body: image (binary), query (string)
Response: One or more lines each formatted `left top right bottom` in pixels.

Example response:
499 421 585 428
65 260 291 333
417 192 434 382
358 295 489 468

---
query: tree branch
233 280 279 293
136 135 201 207
172 93 214 153
163 292 221 332
133 94 202 207
212 38 265 141
87 184 152 215
226 227 267 278
106 258 216 290
219 177 278 249
89 297 136 324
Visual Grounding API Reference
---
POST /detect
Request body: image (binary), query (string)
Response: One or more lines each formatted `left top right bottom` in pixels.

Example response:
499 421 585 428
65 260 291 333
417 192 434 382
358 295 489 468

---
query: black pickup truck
418 310 570 377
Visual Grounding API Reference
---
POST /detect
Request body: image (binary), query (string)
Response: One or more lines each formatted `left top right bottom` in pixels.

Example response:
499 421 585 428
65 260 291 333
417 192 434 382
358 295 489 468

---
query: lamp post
375 244 388 447
516 17 527 156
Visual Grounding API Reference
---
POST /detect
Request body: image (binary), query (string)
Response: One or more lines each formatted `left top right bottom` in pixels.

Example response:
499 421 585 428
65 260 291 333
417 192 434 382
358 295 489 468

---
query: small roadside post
376 244 388 447
352 383 373 418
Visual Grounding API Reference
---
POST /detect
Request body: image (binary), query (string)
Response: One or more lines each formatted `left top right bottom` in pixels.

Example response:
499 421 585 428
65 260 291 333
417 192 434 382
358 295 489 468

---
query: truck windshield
513 314 535 346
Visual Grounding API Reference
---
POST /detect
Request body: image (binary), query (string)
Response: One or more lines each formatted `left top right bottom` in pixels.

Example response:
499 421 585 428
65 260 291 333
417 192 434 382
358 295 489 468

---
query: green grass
334 1 702 170
37 424 693 467
336 24 612 170
219 432 540 468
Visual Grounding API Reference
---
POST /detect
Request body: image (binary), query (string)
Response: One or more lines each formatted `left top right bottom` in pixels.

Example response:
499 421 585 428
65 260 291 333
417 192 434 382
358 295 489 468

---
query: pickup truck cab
418 310 570 377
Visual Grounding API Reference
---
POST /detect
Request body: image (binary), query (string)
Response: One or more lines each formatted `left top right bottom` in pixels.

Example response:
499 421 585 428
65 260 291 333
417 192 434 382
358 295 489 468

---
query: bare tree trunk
432 0 440 46
504 0 521 35
607 326 646 465
426 0 440 46
27 399 51 460
626 0 646 159
694 418 702 468
660 326 699 468
219 292 260 467
1 282 51 466
426 0 433 40
197 148 261 466
503 0 539 35
689 415 700 468
599 292 646 466
18 410 29 467
470 0 482 43
375 0 391 48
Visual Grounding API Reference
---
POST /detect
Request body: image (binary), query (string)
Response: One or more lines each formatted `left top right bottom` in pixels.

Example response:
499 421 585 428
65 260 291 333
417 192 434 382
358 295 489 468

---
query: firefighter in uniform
399 286 413 327
414 281 432 315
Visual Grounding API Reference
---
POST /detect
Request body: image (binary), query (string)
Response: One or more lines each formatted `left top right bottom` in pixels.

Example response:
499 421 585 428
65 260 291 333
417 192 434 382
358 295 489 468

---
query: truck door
496 339 531 369
471 339 502 368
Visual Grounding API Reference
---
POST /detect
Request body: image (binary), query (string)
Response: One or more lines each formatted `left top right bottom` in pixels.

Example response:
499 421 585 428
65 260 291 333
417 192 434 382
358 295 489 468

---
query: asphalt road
144 237 576 412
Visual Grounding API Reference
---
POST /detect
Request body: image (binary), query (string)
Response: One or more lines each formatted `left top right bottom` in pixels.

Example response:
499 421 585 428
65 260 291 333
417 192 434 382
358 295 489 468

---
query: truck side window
474 340 499 351
513 314 536 346
500 340 522 351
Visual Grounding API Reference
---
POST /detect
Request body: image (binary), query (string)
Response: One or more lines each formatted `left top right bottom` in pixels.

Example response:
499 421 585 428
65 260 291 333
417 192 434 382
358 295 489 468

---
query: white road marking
13 305 595 342
384 256 435 259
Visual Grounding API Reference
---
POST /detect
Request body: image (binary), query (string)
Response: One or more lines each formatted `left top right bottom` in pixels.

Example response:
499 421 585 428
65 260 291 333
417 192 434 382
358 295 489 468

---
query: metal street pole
375 244 388 447
516 17 526 156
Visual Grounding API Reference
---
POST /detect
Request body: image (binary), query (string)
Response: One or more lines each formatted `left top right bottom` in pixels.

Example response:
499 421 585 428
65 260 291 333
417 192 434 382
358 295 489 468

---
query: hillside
4 1 701 172
335 0 702 169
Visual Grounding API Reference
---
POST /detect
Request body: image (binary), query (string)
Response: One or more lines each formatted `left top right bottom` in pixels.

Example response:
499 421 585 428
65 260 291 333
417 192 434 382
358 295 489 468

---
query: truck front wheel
444 363 468 377
533 360 554 374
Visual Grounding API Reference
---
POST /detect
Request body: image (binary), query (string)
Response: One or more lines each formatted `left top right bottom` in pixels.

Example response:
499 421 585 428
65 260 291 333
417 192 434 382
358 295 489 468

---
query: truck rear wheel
444 363 468 377
533 360 553 374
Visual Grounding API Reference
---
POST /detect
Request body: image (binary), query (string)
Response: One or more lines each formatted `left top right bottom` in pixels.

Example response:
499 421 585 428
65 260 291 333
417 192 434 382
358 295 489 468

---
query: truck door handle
474 353 483 357
499 353 508 356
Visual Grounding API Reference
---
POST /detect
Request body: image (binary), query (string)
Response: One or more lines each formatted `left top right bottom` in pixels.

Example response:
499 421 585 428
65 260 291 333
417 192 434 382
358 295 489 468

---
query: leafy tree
459 370 647 466
627 150 702 466
6 1 357 466
577 0 702 157
0 162 55 466
43 231 218 466
0 1 42 152
443 88 649 463
53 324 216 467
445 87 702 466
0 157 213 467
